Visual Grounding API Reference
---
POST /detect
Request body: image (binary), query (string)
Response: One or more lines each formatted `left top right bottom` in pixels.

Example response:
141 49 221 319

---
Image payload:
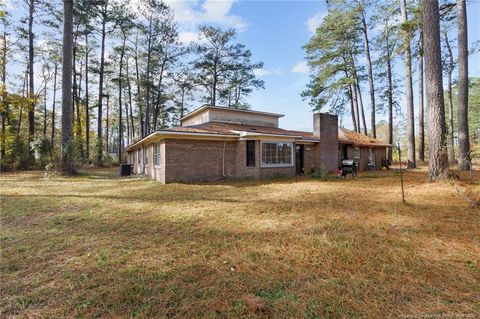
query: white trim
260 141 294 168
153 142 161 167
232 130 301 139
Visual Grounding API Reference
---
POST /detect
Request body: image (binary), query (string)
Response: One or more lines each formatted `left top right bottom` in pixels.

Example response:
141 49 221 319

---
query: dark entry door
295 144 304 175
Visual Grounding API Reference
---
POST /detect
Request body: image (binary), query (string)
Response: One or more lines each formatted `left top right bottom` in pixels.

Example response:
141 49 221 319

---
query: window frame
154 143 161 167
354 146 360 159
260 141 294 168
246 140 256 167
368 148 374 165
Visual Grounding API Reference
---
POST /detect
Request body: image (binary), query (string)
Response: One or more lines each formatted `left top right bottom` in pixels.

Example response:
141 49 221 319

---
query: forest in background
1 0 265 169
0 0 478 180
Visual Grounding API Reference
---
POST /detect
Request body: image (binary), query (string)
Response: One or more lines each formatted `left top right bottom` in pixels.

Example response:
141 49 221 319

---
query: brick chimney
313 113 339 171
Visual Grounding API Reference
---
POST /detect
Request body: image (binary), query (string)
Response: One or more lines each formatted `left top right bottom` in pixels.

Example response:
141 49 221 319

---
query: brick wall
164 139 238 183
259 166 296 179
375 147 387 168
235 140 261 179
301 144 315 173
313 113 339 172
340 145 388 171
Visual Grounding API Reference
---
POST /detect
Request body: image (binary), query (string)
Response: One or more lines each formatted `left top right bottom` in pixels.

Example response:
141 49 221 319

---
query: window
154 143 161 166
246 141 256 167
261 142 293 167
144 148 148 165
354 146 360 159
368 148 375 165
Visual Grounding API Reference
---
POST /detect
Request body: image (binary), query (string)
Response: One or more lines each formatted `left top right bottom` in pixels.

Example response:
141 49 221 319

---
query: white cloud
254 68 283 77
178 31 204 44
306 12 327 34
291 61 309 74
2 0 13 9
165 0 247 32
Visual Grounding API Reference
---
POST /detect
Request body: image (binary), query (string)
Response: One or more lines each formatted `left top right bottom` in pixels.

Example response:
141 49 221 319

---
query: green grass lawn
1 168 479 318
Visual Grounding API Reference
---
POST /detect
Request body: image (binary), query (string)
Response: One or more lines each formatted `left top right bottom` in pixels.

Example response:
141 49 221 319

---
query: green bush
30 136 53 168
309 164 329 179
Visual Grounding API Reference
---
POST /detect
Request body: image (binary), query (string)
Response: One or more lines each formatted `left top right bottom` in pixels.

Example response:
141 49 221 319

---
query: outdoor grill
341 160 358 178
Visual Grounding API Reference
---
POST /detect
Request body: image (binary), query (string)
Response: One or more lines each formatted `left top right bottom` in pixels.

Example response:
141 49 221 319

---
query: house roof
168 122 315 139
338 128 391 147
125 122 391 151
179 105 285 122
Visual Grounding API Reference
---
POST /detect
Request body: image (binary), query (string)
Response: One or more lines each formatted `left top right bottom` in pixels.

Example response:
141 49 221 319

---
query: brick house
126 105 391 183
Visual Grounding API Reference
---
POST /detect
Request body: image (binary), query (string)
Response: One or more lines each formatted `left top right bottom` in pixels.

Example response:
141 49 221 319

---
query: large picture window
261 142 293 167
154 143 161 166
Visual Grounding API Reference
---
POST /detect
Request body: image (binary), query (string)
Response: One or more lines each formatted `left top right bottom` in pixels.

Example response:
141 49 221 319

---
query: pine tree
423 0 448 180
372 0 401 161
194 26 264 108
400 0 416 168
302 8 362 127
61 0 75 175
457 0 470 170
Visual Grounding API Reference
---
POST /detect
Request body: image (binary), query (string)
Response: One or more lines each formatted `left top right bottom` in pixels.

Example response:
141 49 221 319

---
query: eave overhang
125 131 239 151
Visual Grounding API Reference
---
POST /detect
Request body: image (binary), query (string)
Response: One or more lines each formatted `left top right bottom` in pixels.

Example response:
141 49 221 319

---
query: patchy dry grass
1 168 479 318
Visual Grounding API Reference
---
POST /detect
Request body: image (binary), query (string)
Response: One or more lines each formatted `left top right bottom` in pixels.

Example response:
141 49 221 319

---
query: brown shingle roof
338 128 391 147
171 123 390 146
127 122 391 150
166 122 317 140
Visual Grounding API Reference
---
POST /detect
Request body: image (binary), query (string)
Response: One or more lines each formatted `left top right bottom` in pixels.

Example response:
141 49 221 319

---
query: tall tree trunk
96 17 106 165
76 61 84 159
343 67 358 133
18 67 28 137
418 31 425 163
117 33 126 163
153 56 167 130
126 57 135 140
61 0 75 175
51 63 57 148
400 0 416 168
457 0 470 170
180 88 186 119
134 33 144 138
387 49 394 162
72 29 78 127
352 83 360 133
348 86 358 133
212 58 218 105
145 18 153 136
125 88 130 145
444 32 455 165
1 30 7 163
105 95 109 153
85 33 90 161
43 78 47 137
423 0 448 180
355 78 368 135
28 0 35 160
360 8 376 138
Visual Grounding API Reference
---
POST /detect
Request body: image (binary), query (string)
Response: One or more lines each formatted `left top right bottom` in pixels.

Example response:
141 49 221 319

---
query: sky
5 0 480 134
163 0 480 132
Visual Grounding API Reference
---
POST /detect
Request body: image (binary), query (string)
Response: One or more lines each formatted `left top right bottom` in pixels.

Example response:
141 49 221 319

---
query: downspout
222 140 226 177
